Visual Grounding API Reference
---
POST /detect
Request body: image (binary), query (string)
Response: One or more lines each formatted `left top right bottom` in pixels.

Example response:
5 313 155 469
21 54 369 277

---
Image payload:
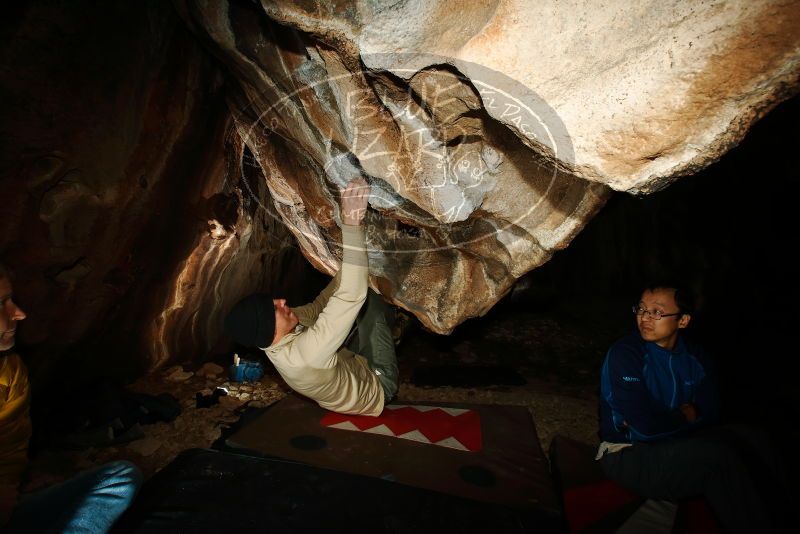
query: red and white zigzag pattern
320 404 482 451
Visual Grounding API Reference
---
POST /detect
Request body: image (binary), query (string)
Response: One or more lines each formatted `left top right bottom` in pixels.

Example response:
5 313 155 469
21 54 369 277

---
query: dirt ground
25 302 616 484
394 303 611 455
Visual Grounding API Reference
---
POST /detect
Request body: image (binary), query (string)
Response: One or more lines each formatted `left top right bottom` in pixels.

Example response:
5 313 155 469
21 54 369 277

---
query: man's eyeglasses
632 306 682 321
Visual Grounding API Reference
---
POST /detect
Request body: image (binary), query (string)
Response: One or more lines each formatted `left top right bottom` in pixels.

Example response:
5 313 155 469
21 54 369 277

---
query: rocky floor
25 302 615 484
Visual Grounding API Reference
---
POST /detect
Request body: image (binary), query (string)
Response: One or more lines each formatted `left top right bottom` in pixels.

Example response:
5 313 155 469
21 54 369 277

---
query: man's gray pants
600 425 792 533
347 289 399 401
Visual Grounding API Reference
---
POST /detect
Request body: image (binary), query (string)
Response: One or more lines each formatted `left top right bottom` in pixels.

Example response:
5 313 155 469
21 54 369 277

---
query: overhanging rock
176 0 799 333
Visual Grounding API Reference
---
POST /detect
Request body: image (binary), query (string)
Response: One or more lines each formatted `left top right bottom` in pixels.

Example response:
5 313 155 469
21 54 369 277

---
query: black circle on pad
458 465 496 487
290 435 327 450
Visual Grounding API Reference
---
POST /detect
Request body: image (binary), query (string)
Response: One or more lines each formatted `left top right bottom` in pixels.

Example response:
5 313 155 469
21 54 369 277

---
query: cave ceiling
176 0 800 333
1 1 798 382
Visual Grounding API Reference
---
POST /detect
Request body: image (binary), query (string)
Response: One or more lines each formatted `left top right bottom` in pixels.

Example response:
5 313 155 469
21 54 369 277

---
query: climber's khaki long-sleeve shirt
263 225 384 416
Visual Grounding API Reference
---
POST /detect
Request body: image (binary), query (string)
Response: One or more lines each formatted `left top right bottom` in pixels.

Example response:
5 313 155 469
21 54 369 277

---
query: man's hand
680 403 698 423
0 484 19 527
341 177 370 226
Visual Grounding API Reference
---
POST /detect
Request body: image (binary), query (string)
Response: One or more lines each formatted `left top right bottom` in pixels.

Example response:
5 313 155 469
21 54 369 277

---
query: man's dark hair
643 281 695 315
0 260 9 282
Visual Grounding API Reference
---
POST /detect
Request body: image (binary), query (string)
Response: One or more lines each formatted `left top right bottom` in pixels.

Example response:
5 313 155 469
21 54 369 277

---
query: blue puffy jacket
599 332 719 443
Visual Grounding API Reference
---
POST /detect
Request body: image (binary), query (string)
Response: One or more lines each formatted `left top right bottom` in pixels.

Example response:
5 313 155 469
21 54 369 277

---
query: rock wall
175 0 798 333
254 0 800 193
0 1 296 388
1 1 797 391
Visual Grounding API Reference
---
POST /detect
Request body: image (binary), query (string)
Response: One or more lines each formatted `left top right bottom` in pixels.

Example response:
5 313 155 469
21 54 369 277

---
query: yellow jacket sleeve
0 354 31 487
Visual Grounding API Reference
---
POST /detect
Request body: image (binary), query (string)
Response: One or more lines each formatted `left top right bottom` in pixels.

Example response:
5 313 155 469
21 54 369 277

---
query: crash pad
111 448 555 533
226 394 559 520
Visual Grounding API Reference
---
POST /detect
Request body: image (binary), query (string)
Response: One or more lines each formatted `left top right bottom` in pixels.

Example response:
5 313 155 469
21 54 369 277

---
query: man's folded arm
606 348 689 441
692 348 720 425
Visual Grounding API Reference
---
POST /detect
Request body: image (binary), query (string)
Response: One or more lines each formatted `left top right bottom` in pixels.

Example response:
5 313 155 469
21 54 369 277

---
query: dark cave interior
1 0 796 418
1 1 798 531
527 93 799 420
385 93 800 431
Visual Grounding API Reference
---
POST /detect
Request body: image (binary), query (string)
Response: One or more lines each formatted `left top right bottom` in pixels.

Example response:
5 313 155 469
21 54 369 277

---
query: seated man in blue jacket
597 282 786 533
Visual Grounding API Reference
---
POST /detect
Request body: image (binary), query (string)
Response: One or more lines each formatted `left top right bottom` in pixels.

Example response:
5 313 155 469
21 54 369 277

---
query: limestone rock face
256 0 800 193
175 0 798 332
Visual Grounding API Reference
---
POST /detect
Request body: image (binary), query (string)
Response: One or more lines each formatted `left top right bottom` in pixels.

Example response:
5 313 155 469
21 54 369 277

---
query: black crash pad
112 448 560 533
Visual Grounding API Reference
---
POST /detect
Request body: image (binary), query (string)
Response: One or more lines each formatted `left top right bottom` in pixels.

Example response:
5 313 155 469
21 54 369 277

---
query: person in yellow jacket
225 178 398 416
0 261 141 533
